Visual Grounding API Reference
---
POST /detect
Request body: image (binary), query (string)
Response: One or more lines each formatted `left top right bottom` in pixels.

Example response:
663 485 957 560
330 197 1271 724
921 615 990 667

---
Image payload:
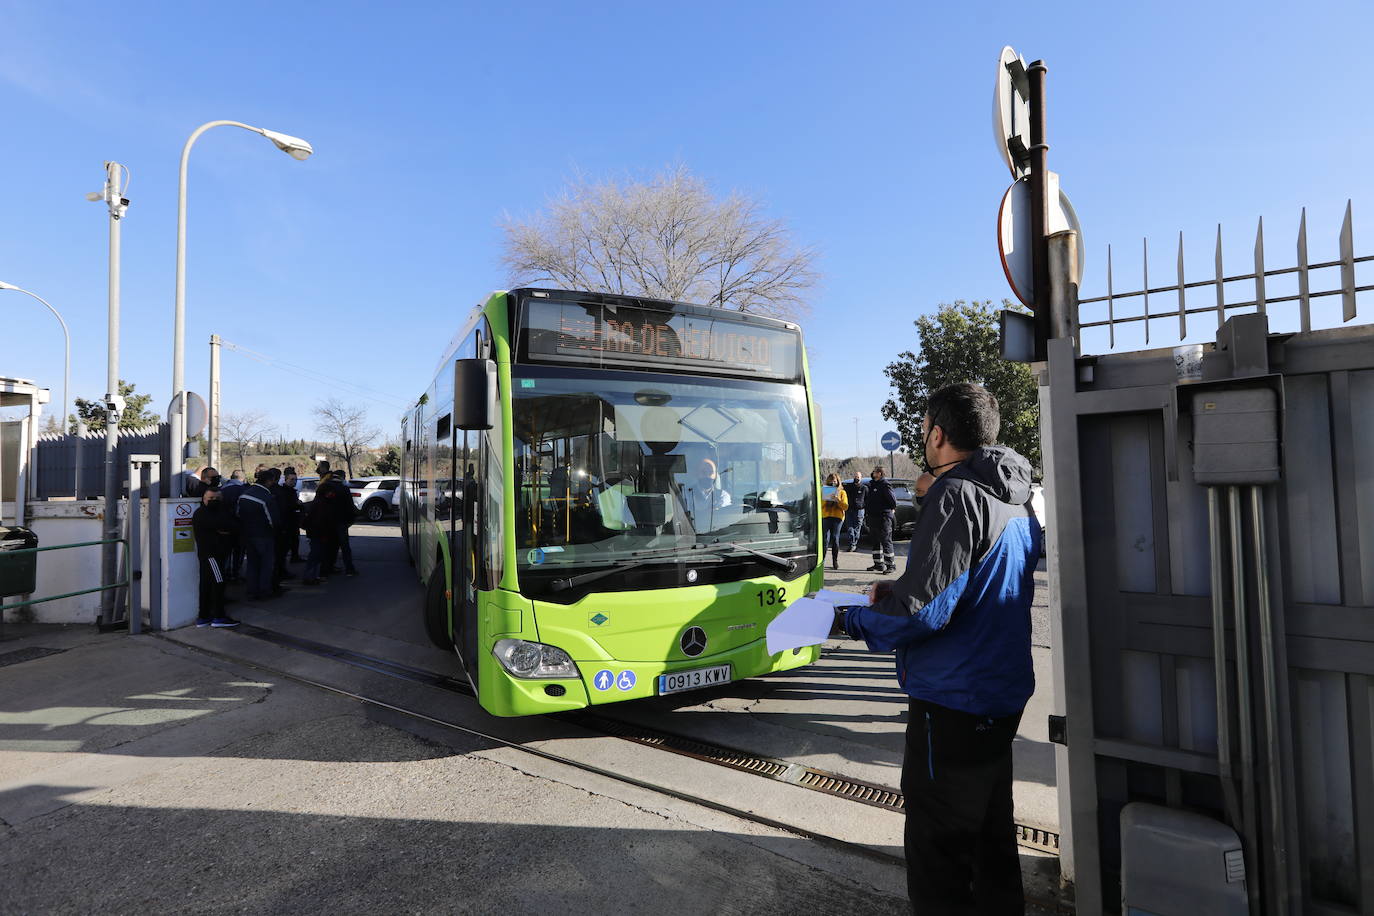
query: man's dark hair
255 469 273 484
927 382 1000 451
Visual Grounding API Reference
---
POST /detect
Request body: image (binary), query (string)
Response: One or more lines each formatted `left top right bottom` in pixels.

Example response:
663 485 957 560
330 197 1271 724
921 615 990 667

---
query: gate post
1040 336 1102 907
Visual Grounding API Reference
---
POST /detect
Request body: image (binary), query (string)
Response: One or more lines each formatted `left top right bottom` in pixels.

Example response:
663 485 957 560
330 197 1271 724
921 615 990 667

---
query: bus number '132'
757 587 787 606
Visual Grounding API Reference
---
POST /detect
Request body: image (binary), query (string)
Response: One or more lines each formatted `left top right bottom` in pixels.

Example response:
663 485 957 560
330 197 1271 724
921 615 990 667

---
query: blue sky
1 0 1370 458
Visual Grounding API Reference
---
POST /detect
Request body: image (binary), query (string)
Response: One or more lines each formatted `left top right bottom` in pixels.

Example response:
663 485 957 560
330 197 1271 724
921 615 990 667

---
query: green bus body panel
409 289 829 717
474 565 824 717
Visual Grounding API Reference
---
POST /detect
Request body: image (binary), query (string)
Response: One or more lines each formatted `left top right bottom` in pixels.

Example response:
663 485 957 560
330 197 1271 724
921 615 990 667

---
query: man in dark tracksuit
272 469 302 584
865 466 898 573
192 488 239 627
237 470 282 600
837 383 1041 914
842 472 868 553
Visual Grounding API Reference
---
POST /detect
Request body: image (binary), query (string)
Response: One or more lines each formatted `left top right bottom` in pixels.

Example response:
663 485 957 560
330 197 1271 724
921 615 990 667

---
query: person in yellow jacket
821 472 848 570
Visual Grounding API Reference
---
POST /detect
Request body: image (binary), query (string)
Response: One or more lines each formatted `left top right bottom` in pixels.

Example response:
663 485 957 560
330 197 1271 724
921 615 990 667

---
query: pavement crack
478 754 676 825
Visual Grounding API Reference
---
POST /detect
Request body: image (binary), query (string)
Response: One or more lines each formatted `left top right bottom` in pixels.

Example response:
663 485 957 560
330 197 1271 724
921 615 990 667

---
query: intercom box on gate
1187 382 1281 486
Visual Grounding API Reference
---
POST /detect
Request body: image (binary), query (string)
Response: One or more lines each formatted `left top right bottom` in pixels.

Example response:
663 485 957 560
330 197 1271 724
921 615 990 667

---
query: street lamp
170 120 313 494
0 282 70 437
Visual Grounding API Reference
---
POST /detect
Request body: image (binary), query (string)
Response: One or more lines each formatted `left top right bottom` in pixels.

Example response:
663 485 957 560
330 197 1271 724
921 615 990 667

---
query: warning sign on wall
173 528 196 554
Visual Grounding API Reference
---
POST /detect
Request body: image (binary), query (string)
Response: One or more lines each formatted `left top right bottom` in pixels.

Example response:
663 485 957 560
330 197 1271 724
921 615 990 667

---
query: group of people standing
818 466 901 573
189 461 359 628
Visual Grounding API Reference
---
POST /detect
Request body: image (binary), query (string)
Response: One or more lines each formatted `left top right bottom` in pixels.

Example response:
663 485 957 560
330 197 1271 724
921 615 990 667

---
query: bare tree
501 165 820 320
313 399 380 478
220 410 278 476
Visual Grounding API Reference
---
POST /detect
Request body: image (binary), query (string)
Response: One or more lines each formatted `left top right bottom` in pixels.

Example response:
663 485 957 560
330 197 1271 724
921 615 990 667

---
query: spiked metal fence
1077 202 1373 352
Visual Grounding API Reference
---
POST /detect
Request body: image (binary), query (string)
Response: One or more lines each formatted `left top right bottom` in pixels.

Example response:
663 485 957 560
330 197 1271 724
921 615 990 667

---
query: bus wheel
424 569 454 650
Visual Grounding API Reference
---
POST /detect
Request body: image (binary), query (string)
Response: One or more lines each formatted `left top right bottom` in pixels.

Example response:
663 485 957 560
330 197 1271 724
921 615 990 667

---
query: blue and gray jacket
842 446 1041 718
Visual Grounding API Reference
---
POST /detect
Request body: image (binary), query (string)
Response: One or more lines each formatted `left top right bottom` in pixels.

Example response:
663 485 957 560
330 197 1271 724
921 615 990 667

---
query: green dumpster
0 526 38 595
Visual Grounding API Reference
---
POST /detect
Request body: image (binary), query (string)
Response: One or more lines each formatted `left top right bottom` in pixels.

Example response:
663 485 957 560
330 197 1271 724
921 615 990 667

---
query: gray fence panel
33 424 168 498
1048 323 1374 913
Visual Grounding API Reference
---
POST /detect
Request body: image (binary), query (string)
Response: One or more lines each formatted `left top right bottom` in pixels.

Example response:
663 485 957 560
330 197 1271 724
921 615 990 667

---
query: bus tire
424 568 454 650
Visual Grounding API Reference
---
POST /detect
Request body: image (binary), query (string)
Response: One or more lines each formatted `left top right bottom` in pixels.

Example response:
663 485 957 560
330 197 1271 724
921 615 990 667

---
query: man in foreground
836 382 1041 914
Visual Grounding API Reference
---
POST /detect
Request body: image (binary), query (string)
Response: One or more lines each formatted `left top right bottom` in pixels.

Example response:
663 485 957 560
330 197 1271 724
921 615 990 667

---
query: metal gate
1043 205 1374 913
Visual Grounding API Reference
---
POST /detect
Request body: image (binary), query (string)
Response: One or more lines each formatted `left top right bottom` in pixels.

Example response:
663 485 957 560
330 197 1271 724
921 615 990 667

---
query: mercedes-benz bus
400 288 820 716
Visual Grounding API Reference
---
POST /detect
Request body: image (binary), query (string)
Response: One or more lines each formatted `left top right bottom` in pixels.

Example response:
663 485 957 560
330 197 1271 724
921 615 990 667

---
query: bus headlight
492 639 579 679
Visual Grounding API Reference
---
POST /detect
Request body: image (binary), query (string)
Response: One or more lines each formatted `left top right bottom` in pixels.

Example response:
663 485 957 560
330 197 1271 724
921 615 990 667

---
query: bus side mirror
453 358 496 430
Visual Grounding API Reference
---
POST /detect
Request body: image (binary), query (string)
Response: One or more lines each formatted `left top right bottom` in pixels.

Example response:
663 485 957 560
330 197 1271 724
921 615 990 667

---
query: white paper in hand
765 597 838 654
812 588 869 607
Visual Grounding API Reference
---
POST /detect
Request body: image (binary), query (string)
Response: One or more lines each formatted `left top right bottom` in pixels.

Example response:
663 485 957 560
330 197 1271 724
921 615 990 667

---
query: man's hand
829 607 849 639
868 580 894 606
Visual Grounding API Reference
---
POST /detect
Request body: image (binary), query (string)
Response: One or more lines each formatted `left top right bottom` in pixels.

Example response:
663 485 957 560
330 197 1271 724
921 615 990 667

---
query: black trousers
198 554 227 620
902 699 1024 915
871 512 895 566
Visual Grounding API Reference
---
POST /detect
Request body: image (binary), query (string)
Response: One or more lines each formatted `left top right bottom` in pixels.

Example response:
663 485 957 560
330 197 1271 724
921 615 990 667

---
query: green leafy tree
373 445 401 476
881 300 1040 472
69 379 158 433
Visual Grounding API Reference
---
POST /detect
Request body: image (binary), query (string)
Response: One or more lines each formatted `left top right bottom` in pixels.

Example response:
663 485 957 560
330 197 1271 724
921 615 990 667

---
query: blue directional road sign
881 431 902 452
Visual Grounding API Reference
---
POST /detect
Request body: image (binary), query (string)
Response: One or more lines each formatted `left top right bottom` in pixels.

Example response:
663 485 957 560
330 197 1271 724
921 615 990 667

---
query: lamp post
0 283 71 444
87 161 129 626
170 120 312 494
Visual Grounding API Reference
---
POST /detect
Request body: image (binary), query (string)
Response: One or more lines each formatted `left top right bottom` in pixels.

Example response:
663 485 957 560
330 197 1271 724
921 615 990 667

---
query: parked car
349 476 401 521
856 476 919 547
294 476 320 504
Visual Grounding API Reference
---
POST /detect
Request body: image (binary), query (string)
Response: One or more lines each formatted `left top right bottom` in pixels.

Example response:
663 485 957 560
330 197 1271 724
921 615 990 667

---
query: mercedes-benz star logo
680 626 708 658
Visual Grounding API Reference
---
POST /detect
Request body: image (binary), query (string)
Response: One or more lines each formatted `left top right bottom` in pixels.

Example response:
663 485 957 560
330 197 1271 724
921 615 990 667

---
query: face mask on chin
921 420 963 476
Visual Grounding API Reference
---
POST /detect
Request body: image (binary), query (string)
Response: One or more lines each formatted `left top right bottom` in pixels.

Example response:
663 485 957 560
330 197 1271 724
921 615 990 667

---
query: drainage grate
582 712 1062 856
1016 823 1061 855
0 646 67 669
588 715 792 778
795 770 904 809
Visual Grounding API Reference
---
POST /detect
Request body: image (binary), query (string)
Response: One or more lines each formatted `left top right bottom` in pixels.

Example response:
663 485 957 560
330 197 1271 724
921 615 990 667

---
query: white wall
3 497 201 628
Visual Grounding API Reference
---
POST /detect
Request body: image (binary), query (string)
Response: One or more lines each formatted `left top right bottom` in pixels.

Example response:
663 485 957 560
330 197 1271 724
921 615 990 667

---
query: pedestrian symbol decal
593 669 614 691
616 670 636 691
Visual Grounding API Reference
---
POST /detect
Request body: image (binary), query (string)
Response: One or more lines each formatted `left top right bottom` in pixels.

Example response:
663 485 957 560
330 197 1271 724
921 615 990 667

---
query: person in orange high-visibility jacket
820 472 848 570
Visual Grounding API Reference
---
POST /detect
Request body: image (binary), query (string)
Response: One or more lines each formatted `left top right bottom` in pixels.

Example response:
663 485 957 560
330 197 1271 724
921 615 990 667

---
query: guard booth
1041 207 1373 914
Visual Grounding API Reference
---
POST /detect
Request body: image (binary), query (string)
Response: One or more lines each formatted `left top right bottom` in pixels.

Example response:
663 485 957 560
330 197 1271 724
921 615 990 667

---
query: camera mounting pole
95 161 129 628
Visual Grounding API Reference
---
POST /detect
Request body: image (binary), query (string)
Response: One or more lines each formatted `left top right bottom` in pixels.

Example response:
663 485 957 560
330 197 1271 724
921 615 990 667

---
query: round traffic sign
994 46 1030 180
997 175 1085 307
167 391 209 436
881 431 901 452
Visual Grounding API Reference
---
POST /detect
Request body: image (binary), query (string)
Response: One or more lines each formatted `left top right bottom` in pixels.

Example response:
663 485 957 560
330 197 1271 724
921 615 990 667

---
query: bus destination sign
521 299 801 381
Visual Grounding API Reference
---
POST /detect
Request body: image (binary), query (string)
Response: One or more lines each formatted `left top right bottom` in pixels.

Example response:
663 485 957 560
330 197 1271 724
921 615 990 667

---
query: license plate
657 664 732 696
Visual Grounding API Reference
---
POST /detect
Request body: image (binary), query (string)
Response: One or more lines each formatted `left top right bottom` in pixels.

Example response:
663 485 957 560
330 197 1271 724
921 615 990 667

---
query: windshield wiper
701 541 797 574
547 549 719 593
549 560 644 593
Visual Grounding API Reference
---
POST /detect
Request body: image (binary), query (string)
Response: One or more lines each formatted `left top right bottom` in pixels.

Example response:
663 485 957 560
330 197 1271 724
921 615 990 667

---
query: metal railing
0 538 131 615
1079 200 1373 351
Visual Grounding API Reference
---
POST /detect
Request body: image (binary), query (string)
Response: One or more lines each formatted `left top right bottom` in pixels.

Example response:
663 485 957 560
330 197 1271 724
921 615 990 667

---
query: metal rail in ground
228 623 1062 858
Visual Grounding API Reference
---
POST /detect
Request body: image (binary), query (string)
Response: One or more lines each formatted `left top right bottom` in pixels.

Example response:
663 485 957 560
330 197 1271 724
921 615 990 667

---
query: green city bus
400 288 821 716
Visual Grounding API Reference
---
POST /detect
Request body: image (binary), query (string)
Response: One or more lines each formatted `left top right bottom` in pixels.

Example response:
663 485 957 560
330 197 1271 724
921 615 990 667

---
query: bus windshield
513 368 816 596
